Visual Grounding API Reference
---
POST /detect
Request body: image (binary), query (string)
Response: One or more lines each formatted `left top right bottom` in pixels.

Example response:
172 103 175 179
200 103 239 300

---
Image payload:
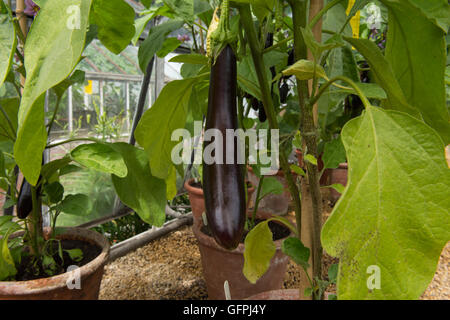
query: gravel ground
98 223 449 300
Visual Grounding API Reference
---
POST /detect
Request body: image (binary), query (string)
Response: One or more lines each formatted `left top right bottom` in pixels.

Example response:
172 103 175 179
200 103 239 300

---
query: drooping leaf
70 143 128 178
135 76 204 179
282 60 327 81
257 176 284 201
156 37 181 58
304 154 318 166
58 194 93 216
138 19 184 73
281 237 310 270
44 181 64 204
344 37 416 115
381 0 450 144
90 0 136 54
14 0 92 186
0 2 16 89
110 143 167 227
132 5 174 45
0 229 18 281
243 220 276 284
321 105 450 300
41 156 72 180
163 0 194 23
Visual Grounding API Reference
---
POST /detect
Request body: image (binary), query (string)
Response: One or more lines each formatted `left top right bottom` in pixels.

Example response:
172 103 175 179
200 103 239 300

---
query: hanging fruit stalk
203 1 245 250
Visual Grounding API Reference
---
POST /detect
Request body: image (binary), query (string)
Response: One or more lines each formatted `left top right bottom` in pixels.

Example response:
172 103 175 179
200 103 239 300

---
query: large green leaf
322 136 346 170
70 143 128 177
243 220 276 284
58 193 93 216
135 76 204 179
111 143 167 227
90 0 136 54
138 19 184 72
14 0 92 186
0 97 19 141
0 2 16 89
381 0 450 144
163 0 194 23
321 105 450 300
345 37 415 115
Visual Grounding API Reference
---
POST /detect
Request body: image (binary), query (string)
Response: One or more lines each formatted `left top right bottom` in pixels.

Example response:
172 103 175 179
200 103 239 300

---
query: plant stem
310 75 371 108
290 0 324 296
238 3 302 235
30 185 43 256
251 175 264 225
262 35 293 53
46 137 100 149
47 96 62 136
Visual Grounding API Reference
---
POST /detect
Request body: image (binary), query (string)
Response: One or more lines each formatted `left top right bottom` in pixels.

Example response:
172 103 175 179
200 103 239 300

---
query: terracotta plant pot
0 227 110 300
247 289 333 300
247 288 299 300
184 178 255 224
247 167 296 216
193 217 290 300
329 163 348 203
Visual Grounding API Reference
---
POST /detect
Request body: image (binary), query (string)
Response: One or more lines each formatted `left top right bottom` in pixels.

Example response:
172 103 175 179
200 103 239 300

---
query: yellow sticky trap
346 0 360 39
84 80 92 94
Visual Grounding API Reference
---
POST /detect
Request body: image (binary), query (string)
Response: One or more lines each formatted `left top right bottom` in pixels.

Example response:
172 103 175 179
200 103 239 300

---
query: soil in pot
193 216 291 300
16 239 101 281
0 227 109 300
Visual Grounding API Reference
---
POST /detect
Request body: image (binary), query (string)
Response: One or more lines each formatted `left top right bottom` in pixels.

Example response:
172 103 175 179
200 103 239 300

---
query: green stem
30 185 43 256
47 96 62 136
238 3 302 235
0 105 16 138
46 137 100 149
252 175 265 225
262 35 293 53
310 75 371 108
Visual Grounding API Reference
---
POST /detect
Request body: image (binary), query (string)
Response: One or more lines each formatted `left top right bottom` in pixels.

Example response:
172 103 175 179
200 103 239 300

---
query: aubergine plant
0 0 170 281
132 0 449 300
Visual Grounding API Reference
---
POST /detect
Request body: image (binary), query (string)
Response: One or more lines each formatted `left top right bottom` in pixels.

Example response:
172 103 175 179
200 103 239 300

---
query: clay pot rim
0 227 110 296
185 178 255 195
193 214 291 255
246 288 299 300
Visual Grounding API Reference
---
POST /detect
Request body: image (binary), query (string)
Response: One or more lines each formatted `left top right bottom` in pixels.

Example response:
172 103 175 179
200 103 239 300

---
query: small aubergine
17 178 33 219
203 45 246 250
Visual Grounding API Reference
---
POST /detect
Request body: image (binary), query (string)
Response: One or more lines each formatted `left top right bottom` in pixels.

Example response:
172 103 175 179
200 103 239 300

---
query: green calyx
209 0 237 63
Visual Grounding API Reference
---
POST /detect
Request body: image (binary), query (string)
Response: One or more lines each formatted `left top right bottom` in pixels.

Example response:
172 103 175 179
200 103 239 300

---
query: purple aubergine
203 45 246 250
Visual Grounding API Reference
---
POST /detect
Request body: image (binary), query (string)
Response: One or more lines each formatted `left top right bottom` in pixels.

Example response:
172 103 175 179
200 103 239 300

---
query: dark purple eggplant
258 103 267 122
279 81 289 103
203 45 246 250
17 178 33 219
